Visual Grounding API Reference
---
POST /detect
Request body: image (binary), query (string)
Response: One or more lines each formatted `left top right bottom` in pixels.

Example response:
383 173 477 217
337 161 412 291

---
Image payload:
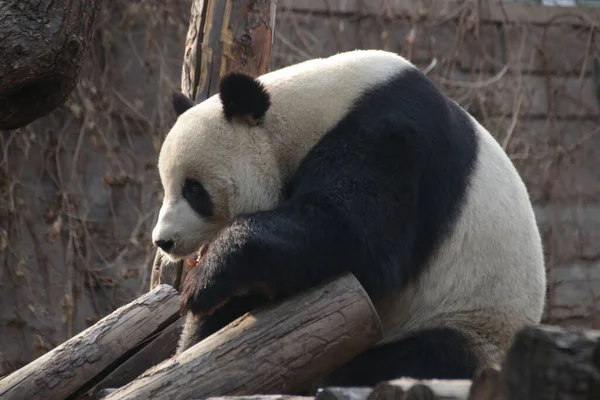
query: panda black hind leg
322 327 479 387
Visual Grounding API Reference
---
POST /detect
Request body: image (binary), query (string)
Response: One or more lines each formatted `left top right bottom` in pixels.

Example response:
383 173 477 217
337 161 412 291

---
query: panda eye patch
182 178 214 217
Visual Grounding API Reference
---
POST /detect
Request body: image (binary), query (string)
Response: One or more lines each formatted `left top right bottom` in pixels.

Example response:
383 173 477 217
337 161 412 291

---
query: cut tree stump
104 273 383 399
0 0 103 130
0 284 180 400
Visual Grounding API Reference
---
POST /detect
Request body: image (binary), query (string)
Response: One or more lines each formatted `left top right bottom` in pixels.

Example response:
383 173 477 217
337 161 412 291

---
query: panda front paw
180 250 272 317
180 262 237 316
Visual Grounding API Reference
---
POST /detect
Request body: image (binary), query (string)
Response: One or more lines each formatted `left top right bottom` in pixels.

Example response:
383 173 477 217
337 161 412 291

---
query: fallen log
104 272 383 399
0 284 180 400
6 278 600 400
89 317 184 395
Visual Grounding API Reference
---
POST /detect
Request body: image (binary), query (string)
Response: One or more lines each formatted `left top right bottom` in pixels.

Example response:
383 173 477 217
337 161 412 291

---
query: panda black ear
219 72 271 125
172 91 195 117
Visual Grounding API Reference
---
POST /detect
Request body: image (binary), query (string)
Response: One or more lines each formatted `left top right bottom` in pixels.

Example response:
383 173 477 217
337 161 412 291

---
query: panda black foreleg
179 198 363 319
322 326 479 386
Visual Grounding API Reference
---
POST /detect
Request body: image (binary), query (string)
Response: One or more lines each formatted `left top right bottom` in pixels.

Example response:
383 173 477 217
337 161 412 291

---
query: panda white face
152 76 282 261
151 106 230 260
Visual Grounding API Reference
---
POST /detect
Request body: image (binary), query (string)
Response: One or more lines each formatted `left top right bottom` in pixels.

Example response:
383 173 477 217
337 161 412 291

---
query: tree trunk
0 284 180 400
104 273 383 400
0 0 102 130
151 0 278 292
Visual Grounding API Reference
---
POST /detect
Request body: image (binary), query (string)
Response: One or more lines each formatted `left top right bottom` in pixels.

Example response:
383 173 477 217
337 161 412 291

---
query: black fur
182 178 214 217
180 65 480 383
219 72 271 122
172 91 195 116
323 327 479 386
178 293 270 348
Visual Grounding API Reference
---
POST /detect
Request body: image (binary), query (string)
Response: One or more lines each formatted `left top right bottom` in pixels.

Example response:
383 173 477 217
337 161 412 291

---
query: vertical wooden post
182 0 277 102
150 0 277 292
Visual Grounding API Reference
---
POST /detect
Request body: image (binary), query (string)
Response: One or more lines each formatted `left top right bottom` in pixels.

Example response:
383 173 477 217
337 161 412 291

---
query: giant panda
151 49 547 387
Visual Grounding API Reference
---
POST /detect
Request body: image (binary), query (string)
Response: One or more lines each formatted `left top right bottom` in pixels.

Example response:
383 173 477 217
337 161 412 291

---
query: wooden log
88 318 184 396
500 324 600 400
0 284 180 400
0 0 102 130
152 0 278 291
104 273 383 399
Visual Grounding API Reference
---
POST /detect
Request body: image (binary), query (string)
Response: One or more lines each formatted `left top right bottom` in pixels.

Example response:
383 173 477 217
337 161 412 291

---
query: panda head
151 72 282 261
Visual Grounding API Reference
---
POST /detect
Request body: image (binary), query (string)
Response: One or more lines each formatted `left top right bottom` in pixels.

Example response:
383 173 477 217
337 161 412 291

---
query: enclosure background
1 0 599 375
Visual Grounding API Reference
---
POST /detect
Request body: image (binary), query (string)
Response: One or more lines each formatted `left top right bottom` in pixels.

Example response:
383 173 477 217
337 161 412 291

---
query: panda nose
154 239 174 253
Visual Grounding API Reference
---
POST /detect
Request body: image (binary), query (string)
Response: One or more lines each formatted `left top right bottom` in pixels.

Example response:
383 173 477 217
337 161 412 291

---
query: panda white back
152 49 546 387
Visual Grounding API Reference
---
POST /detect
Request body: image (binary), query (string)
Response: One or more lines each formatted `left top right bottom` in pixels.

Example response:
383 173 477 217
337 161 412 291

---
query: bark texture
0 284 180 400
181 0 277 101
105 273 383 399
0 0 102 130
89 318 184 396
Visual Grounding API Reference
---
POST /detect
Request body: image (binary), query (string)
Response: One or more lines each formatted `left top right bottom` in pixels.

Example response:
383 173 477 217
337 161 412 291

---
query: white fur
153 50 547 364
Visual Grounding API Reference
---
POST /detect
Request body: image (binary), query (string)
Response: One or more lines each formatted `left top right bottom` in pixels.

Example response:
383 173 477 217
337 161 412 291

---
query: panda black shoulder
219 72 271 123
